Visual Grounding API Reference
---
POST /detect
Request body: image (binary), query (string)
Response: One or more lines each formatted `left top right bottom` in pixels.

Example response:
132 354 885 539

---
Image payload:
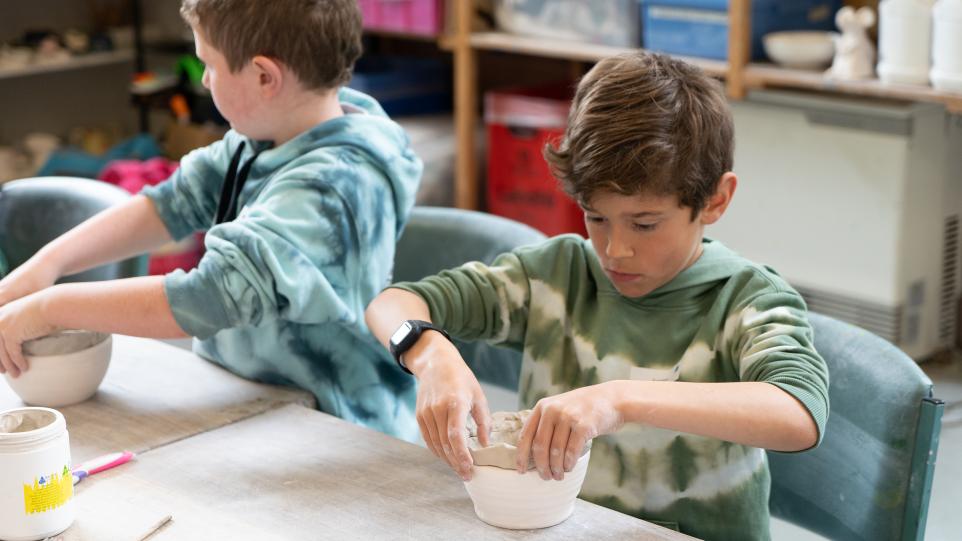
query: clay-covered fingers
417 410 443 460
470 395 492 448
0 335 25 378
514 406 540 475
564 424 591 473
548 417 571 480
434 397 475 481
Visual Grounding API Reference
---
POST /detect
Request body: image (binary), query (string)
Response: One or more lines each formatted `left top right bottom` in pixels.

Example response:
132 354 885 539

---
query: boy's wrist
34 248 65 279
403 330 460 377
607 379 649 425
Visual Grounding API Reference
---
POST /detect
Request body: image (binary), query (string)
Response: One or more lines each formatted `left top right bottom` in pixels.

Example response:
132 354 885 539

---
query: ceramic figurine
826 6 877 80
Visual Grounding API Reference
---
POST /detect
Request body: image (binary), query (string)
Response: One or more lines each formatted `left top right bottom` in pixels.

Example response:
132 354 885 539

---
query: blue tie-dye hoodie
141 88 422 441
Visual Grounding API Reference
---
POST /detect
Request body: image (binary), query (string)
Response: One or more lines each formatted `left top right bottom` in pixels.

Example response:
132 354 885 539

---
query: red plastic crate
358 0 444 36
485 86 586 238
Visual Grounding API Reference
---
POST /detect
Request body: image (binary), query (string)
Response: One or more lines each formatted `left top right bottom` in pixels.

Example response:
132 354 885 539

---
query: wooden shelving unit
0 50 134 81
379 0 962 210
743 63 962 113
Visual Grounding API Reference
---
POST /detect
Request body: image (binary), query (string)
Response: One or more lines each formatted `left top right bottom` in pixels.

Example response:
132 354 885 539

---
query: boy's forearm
40 276 188 338
608 380 818 452
364 287 455 376
37 195 173 278
365 287 432 349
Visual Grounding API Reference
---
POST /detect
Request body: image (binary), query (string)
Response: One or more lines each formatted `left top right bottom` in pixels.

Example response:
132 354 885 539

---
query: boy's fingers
417 413 442 459
0 336 19 378
532 408 557 480
471 395 492 448
447 402 474 480
565 429 589 473
548 420 571 481
10 342 27 374
515 407 541 473
433 402 460 473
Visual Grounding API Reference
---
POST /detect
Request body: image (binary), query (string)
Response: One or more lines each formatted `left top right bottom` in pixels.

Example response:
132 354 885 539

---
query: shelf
744 63 962 114
468 32 729 78
0 50 134 81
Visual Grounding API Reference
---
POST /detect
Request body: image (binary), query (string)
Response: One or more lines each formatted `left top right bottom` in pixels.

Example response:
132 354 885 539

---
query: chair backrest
768 312 944 541
394 207 547 390
0 177 148 281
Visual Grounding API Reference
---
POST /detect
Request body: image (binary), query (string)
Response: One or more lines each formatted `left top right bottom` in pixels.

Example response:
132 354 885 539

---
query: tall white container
877 0 935 84
0 408 74 541
931 0 962 91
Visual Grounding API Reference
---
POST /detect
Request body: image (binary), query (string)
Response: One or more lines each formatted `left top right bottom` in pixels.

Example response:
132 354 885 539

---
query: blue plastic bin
641 0 841 61
348 56 452 117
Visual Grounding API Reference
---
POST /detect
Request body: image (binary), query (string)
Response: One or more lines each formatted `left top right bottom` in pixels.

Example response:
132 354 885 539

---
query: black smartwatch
388 320 452 375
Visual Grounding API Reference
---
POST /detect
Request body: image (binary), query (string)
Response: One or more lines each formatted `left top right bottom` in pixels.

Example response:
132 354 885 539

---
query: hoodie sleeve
140 136 235 240
162 177 360 339
725 289 831 448
391 251 532 350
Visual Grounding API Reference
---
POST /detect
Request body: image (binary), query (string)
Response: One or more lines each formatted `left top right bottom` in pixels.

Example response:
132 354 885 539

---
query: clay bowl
763 31 836 69
462 450 591 529
4 331 112 407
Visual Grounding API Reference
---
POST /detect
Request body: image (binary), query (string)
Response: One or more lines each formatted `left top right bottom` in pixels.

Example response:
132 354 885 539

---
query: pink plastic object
358 0 443 36
98 157 179 195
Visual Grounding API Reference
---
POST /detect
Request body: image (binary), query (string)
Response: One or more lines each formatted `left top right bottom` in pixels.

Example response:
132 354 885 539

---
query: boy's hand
516 382 625 481
407 333 492 482
0 290 58 378
0 257 60 308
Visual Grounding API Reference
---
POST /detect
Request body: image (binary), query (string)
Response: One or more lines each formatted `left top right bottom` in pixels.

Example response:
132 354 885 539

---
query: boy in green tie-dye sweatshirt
367 52 828 539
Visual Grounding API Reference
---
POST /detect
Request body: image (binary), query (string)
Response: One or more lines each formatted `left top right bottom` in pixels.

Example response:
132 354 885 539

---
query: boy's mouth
604 268 642 284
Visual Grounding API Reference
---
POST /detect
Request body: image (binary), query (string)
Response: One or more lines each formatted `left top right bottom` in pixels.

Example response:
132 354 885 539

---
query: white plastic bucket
0 408 74 541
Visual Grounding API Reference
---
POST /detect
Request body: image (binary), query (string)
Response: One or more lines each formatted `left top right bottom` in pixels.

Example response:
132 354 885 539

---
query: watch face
390 321 413 346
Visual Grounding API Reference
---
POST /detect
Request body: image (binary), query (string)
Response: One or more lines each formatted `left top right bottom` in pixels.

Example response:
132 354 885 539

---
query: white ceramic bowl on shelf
462 450 591 529
763 31 836 69
4 331 112 407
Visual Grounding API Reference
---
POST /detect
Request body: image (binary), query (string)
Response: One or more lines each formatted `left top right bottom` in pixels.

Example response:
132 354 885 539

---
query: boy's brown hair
544 52 734 218
180 0 362 91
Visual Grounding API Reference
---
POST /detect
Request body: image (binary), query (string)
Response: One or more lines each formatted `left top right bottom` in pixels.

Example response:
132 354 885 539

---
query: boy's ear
699 172 737 225
251 55 284 98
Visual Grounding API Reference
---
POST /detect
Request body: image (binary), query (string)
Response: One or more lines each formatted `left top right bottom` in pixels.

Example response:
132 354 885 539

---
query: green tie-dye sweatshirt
394 234 829 540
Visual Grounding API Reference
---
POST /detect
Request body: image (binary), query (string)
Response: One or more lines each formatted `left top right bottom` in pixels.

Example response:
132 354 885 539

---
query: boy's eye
586 215 606 224
633 223 657 231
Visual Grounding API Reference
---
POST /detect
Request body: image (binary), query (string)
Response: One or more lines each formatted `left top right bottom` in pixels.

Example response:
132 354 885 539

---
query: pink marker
72 451 135 485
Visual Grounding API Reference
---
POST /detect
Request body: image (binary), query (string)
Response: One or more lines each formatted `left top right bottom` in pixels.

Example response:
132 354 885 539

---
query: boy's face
583 176 734 298
193 28 264 138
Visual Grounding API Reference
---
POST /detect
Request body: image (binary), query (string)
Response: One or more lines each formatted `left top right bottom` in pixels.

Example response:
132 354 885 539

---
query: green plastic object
177 55 205 87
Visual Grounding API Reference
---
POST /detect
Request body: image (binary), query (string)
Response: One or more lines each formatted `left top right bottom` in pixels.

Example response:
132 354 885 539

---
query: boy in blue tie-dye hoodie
0 0 423 441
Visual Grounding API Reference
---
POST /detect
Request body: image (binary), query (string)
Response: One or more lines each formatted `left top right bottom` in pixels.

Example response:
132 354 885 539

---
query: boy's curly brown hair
544 52 734 219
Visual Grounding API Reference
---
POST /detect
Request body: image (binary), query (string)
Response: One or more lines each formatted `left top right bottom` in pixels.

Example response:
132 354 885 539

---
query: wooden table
0 335 315 460
4 337 695 540
63 404 695 540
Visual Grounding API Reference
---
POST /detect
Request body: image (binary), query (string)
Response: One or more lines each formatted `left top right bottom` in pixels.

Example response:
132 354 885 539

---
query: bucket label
23 465 73 515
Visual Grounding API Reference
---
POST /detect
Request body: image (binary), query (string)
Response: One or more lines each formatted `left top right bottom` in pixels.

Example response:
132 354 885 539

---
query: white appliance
712 90 962 360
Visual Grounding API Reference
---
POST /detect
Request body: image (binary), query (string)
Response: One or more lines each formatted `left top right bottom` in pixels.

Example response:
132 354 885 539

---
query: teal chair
768 312 944 541
0 177 148 281
393 206 547 390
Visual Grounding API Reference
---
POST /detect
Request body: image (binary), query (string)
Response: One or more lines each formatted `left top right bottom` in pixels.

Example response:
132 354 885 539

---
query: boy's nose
202 68 210 89
605 232 634 259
